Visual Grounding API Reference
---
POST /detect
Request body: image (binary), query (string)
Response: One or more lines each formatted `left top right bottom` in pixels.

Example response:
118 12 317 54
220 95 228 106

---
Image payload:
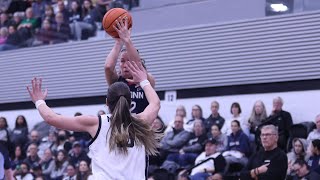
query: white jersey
88 114 146 180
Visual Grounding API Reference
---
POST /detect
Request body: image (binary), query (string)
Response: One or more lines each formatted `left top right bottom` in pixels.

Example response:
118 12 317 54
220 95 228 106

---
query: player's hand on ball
126 61 147 84
113 16 131 43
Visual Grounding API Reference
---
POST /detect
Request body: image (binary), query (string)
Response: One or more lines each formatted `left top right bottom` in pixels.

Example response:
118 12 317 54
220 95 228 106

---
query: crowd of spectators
1 96 320 180
0 0 139 52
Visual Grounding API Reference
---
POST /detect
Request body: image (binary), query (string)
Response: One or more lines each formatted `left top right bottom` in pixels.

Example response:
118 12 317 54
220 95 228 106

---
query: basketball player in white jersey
27 61 160 180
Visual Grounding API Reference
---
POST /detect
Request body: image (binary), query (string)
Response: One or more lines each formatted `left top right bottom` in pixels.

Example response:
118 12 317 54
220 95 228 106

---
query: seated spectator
17 7 38 43
0 27 8 44
166 120 207 168
204 101 225 135
307 139 320 173
31 0 47 19
0 116 11 148
50 150 69 180
40 148 54 179
0 12 10 28
263 97 293 152
292 159 320 180
24 143 41 169
222 102 250 137
207 173 224 180
54 0 70 23
32 19 56 46
81 0 97 39
184 105 205 132
151 116 166 134
62 164 77 180
14 162 34 180
11 115 29 148
223 120 251 170
69 141 91 168
165 105 188 134
31 164 43 179
51 12 71 43
42 4 55 23
307 114 320 146
76 160 93 180
10 12 24 27
240 125 288 180
26 130 41 148
248 100 267 144
189 138 225 180
209 124 227 152
159 115 191 163
11 145 26 170
287 138 310 176
0 25 22 51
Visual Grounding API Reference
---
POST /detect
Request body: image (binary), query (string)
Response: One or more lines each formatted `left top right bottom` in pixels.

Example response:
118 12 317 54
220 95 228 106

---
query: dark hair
11 144 26 160
15 115 28 128
154 116 166 133
74 112 82 116
82 0 94 17
312 139 320 150
211 124 221 131
293 159 308 169
20 162 30 171
55 150 67 170
231 120 241 127
106 82 158 155
76 160 92 180
230 102 242 114
0 117 8 128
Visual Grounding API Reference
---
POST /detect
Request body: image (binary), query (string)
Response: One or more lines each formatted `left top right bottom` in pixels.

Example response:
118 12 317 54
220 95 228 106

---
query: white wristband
139 79 150 89
35 100 46 109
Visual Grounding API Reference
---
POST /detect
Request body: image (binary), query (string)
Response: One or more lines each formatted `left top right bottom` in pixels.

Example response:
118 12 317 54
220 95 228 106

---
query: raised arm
27 78 99 137
126 61 160 125
104 39 122 85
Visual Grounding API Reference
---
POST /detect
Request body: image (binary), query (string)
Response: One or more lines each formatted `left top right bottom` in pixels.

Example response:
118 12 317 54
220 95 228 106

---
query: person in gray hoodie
287 138 310 175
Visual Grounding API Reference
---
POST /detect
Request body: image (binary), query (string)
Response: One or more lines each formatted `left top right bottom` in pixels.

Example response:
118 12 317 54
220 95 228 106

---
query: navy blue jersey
118 76 149 114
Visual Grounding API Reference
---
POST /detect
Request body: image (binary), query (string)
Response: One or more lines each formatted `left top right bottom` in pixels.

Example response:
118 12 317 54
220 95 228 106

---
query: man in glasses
240 124 288 180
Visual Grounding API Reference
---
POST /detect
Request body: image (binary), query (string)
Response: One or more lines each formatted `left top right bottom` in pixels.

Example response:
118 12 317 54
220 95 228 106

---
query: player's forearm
123 39 141 63
105 42 122 70
5 169 14 180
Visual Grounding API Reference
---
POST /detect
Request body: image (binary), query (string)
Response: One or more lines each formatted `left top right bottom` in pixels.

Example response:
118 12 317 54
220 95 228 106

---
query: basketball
102 8 133 38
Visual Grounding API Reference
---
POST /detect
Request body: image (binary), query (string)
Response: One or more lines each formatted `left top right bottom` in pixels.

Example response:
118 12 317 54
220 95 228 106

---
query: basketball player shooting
104 16 155 114
27 60 160 179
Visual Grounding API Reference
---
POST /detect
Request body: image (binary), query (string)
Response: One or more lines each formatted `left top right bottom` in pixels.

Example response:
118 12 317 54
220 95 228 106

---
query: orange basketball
102 8 133 38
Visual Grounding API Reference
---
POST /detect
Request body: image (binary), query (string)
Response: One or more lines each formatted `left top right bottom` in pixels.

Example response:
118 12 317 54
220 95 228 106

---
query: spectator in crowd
209 124 228 152
55 129 71 152
160 115 191 163
189 138 225 180
204 101 225 135
38 130 58 157
223 120 251 170
166 120 207 168
76 160 93 180
69 141 91 168
184 105 205 132
56 0 70 23
10 12 23 27
17 7 38 37
292 159 320 180
264 96 293 151
80 0 96 39
0 27 8 44
14 162 34 180
287 138 309 176
40 148 54 179
32 121 53 143
31 165 43 179
11 145 26 170
307 139 320 174
27 130 41 147
31 0 47 18
248 100 267 144
0 116 11 148
0 12 10 28
11 115 29 148
32 19 56 46
165 105 188 134
42 4 55 23
24 143 41 169
63 164 77 180
222 102 250 137
151 116 166 134
240 125 288 180
207 173 224 180
52 12 71 43
50 150 69 180
0 142 13 180
0 25 21 51
307 114 320 145
0 0 12 13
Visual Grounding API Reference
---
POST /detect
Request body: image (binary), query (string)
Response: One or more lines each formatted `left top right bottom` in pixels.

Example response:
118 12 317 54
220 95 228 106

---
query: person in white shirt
307 114 320 145
27 60 160 180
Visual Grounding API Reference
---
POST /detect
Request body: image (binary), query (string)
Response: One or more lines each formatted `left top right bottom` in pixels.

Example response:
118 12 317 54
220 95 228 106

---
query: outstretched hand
126 61 147 84
27 77 48 103
113 16 131 43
